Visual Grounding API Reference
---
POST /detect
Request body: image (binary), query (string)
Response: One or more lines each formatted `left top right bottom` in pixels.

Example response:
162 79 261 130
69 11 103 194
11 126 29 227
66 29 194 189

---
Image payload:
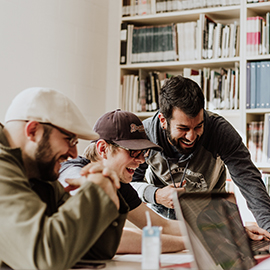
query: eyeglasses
42 123 78 147
107 141 150 159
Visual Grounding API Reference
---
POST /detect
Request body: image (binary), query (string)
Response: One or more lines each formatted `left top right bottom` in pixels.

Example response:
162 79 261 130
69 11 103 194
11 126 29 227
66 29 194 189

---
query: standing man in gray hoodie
132 75 270 232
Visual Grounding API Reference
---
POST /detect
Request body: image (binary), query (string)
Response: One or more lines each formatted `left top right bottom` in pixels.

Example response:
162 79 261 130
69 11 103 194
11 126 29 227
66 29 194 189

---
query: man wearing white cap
0 87 128 270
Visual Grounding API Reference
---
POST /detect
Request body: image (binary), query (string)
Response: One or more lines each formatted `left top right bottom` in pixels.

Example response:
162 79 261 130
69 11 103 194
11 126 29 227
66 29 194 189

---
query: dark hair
159 75 205 122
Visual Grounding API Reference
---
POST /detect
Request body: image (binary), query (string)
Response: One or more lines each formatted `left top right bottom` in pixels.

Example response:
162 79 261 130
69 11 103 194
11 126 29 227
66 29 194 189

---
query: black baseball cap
93 109 162 151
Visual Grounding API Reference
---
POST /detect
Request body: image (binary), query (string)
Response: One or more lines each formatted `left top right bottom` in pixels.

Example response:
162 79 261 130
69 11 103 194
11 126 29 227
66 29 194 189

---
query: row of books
131 24 177 63
172 66 239 110
246 61 270 109
202 66 239 110
246 13 270 57
119 70 169 112
177 18 239 61
122 0 240 17
247 114 270 164
120 14 240 64
119 66 239 113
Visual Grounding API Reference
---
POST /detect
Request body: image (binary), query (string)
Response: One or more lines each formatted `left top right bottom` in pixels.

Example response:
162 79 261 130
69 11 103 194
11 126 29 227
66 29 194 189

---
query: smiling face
160 108 204 155
101 142 145 184
34 124 78 182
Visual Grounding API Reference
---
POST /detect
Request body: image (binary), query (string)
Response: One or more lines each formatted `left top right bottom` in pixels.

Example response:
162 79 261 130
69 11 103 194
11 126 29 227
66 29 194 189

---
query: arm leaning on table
117 201 185 254
64 164 186 255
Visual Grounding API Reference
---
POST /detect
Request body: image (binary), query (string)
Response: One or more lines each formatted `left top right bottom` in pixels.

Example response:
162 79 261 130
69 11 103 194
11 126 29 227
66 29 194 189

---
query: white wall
0 0 113 154
105 0 122 112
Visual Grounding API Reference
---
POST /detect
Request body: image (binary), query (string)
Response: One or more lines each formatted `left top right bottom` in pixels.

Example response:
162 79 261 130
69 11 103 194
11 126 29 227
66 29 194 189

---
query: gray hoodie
132 110 270 231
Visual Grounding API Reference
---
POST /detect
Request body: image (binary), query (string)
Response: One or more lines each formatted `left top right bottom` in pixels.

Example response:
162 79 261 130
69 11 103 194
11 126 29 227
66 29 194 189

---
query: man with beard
131 75 270 233
0 87 128 270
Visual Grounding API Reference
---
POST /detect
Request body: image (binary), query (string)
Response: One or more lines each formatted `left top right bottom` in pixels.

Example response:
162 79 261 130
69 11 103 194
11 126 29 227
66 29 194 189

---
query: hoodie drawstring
165 156 192 188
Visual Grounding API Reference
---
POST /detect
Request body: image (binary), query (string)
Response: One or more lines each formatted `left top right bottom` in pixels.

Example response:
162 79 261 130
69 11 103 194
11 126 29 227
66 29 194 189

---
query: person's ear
24 121 43 142
96 139 108 159
158 113 167 130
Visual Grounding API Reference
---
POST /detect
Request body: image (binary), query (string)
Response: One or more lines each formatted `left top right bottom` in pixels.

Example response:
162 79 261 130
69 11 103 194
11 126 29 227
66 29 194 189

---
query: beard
165 123 198 155
34 126 59 182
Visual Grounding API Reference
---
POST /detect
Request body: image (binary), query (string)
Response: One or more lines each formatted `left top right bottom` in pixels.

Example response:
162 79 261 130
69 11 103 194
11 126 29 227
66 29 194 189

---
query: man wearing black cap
59 109 186 253
0 88 128 270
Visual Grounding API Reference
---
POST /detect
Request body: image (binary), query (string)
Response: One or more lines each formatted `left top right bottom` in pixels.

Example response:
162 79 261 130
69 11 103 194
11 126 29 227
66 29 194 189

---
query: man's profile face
35 125 77 182
164 108 204 155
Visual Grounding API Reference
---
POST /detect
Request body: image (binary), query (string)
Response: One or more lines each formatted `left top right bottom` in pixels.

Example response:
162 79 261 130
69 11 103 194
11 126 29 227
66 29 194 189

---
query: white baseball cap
5 87 99 140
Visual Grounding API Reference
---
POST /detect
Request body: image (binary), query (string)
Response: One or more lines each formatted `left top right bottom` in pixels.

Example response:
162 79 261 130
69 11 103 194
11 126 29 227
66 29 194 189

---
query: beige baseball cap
5 87 99 140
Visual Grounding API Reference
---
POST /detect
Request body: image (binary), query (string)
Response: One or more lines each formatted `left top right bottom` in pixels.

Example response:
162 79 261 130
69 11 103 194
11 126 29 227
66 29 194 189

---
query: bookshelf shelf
247 55 270 61
255 163 270 172
118 0 270 171
247 2 270 13
122 5 240 25
246 109 270 114
122 57 240 71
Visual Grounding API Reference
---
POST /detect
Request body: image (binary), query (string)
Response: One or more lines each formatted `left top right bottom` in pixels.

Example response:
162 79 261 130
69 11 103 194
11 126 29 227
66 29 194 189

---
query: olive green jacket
0 124 129 270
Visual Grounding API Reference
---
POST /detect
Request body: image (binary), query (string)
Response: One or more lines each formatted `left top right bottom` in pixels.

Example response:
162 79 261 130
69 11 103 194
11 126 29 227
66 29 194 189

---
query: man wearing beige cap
0 87 128 270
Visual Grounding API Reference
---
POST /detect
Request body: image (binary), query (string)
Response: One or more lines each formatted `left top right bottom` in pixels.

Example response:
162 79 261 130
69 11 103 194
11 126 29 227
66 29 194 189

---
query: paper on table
113 253 194 265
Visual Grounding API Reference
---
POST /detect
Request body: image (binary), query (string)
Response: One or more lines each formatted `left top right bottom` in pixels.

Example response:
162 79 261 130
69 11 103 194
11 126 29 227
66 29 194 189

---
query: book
156 0 167 13
138 69 149 112
127 24 134 65
229 21 238 58
202 14 217 59
261 18 267 55
234 64 239 110
131 26 139 63
122 0 131 16
130 0 136 16
229 69 236 109
138 0 149 15
260 61 267 108
268 115 270 163
257 121 264 163
248 121 258 162
120 22 128 65
246 62 251 109
266 61 270 108
145 74 152 111
266 12 270 54
263 113 270 163
213 23 223 59
255 16 264 55
207 21 215 59
149 71 158 111
128 74 135 111
150 0 156 14
153 71 161 110
256 61 261 108
176 22 185 61
209 70 221 110
222 25 230 58
224 68 231 109
247 17 255 56
250 61 257 109
202 67 210 109
132 75 139 112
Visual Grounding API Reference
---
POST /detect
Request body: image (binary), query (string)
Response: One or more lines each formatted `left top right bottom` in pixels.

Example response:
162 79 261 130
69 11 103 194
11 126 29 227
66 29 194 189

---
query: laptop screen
173 192 256 270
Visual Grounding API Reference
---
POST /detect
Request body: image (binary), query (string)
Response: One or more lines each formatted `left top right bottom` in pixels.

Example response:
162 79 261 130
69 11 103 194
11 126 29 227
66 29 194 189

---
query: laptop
172 191 270 270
